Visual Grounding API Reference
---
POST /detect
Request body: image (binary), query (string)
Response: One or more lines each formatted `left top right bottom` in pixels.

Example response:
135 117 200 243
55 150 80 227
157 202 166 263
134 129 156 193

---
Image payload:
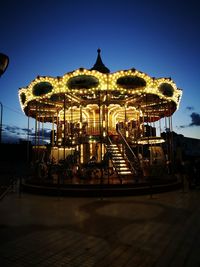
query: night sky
0 0 200 143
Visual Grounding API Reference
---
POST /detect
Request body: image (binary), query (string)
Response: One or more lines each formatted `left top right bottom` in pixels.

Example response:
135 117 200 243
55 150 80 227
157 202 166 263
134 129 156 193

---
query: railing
0 177 18 200
117 129 141 176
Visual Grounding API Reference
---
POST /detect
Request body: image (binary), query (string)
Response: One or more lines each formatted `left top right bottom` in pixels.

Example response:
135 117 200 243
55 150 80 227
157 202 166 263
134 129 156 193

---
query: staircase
117 129 142 177
106 144 132 178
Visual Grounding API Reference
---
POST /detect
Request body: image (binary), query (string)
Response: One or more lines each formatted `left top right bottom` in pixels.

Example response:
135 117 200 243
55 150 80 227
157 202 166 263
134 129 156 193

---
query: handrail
117 129 140 175
117 129 138 161
107 135 112 145
0 178 17 200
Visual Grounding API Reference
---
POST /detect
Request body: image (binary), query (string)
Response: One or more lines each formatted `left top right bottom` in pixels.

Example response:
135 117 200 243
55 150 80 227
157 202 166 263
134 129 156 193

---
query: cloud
22 128 33 133
178 112 200 129
189 112 200 126
186 106 194 111
4 125 21 134
2 124 51 143
179 125 186 129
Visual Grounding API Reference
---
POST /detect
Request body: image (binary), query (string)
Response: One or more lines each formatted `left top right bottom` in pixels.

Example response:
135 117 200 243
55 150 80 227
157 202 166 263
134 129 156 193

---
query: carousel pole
106 74 110 183
70 94 74 160
63 93 66 160
169 103 174 165
99 89 103 182
38 107 40 150
57 110 60 162
124 104 127 133
104 73 109 137
52 115 55 147
0 102 3 144
0 53 9 144
164 105 170 162
42 116 44 146
34 102 38 160
99 90 102 161
27 104 30 163
79 104 82 164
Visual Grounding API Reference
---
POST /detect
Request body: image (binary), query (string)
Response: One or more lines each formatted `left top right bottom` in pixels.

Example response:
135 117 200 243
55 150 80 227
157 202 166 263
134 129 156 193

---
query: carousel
18 49 182 188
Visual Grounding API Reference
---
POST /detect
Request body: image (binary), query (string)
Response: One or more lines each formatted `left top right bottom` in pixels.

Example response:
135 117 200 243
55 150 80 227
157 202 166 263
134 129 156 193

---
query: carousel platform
21 175 181 197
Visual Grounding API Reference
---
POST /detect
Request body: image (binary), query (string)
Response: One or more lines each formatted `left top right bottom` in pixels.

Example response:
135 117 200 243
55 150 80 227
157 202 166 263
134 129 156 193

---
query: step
114 164 127 167
118 171 132 175
116 167 129 171
113 159 126 162
112 156 124 159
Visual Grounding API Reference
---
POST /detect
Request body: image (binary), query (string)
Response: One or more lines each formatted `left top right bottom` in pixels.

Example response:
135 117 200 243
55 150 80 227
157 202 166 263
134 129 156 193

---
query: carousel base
21 175 181 197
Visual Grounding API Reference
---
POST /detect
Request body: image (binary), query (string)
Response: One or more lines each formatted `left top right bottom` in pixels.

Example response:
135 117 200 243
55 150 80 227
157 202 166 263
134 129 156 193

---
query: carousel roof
90 48 110 73
18 50 182 122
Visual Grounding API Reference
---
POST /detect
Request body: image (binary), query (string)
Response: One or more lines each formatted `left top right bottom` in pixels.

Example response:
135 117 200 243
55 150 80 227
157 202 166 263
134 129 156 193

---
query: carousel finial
90 49 110 73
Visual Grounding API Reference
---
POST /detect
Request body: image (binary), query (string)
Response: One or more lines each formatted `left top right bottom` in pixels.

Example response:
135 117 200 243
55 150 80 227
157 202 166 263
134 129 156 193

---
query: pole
0 53 9 144
0 101 3 143
27 105 30 163
64 94 66 160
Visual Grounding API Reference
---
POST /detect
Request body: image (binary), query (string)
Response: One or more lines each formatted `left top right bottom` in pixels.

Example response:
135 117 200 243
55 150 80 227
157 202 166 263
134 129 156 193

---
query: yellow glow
18 66 182 142
137 137 165 145
80 144 83 163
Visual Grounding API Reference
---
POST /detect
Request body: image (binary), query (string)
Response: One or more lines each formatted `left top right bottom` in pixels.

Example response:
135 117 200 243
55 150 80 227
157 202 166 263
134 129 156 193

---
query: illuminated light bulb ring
18 66 182 123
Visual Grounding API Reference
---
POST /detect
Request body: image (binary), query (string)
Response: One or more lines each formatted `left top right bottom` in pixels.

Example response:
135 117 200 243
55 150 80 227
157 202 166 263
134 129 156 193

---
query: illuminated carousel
19 49 182 194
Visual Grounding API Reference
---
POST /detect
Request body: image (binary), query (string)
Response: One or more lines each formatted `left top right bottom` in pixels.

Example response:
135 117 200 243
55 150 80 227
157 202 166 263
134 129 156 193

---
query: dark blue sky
0 0 200 142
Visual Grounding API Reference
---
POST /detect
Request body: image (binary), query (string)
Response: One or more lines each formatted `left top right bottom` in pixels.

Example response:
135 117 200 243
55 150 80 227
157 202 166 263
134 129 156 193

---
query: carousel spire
90 48 110 73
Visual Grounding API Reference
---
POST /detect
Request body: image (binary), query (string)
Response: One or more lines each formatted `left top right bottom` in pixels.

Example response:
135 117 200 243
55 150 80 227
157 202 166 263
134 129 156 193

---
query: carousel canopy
18 49 182 123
